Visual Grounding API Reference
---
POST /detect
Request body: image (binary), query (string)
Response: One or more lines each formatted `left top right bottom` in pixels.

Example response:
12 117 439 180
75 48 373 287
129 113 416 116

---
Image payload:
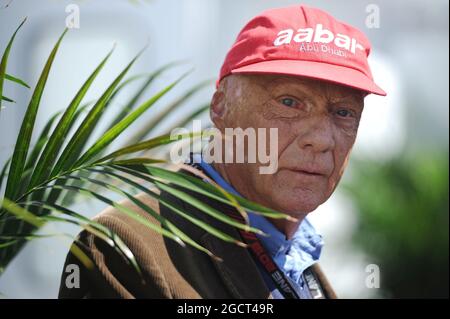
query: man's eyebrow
328 95 365 112
262 77 317 94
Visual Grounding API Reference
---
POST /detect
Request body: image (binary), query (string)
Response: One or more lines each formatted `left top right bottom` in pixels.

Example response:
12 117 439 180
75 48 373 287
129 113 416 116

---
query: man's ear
210 90 226 129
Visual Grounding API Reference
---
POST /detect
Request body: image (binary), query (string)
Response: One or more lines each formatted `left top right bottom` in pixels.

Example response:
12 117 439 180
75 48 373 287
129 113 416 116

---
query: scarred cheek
340 125 359 139
340 117 362 139
328 143 354 191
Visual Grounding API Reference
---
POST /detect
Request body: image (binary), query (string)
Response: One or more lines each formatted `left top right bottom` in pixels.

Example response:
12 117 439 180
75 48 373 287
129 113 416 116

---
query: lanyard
225 208 301 299
187 156 300 299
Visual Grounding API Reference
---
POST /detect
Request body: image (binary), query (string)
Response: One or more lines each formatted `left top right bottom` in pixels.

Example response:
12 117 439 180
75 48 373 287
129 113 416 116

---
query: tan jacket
59 180 336 299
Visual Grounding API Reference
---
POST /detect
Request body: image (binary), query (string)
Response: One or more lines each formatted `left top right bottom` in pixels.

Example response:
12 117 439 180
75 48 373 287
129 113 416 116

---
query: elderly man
59 4 385 299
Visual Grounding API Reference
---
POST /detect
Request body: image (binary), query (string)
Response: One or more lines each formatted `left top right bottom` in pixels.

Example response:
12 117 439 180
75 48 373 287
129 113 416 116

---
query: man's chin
271 195 322 216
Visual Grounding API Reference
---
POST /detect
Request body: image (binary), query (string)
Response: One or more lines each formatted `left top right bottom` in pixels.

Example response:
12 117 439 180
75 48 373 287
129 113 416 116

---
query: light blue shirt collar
192 154 323 285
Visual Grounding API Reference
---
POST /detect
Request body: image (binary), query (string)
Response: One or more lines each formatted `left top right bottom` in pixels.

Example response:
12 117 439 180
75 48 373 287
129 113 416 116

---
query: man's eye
280 97 298 107
336 109 354 118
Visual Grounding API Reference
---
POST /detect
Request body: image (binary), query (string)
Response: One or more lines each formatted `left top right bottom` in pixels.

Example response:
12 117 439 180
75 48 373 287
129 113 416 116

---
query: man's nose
296 115 335 153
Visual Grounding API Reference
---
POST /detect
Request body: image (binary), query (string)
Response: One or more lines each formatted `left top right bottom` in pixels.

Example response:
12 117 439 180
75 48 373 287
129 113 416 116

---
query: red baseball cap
218 5 386 96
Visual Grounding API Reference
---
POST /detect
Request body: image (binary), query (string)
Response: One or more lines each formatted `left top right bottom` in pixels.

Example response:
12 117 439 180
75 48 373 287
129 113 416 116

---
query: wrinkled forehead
221 74 366 103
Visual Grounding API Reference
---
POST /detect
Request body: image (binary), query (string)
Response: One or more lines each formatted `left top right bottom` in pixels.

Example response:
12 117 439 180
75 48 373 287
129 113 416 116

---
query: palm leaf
35 183 185 246
74 70 192 167
3 28 67 201
27 46 115 190
105 61 184 132
93 163 266 234
0 18 26 113
0 95 14 103
5 73 30 89
49 47 145 177
87 167 247 248
19 111 62 196
1 198 138 273
0 20 289 283
0 159 11 192
23 201 141 274
24 111 62 172
126 79 211 144
0 28 67 263
43 65 179 212
60 174 220 259
26 102 92 212
97 132 198 163
112 163 292 220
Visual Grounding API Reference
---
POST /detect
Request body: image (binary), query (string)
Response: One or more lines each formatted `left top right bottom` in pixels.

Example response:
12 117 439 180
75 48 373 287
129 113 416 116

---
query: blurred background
0 0 448 298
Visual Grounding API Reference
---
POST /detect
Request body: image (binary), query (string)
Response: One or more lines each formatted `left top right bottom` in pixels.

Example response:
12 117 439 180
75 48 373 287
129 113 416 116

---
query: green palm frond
0 19 290 279
4 73 30 88
0 18 27 112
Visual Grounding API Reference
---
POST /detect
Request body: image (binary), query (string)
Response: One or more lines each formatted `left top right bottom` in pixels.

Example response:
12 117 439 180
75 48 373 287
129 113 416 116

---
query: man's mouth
288 167 328 177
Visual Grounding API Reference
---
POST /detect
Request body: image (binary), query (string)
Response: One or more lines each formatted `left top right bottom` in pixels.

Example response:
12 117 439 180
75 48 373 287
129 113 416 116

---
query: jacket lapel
199 228 273 299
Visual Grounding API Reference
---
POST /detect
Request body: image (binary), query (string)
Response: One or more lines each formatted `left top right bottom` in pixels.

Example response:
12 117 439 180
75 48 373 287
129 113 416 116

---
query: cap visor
231 59 386 96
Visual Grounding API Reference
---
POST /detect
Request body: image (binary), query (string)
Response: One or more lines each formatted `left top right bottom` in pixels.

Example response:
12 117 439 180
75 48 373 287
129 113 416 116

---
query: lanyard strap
225 208 301 299
228 201 327 299
187 157 300 299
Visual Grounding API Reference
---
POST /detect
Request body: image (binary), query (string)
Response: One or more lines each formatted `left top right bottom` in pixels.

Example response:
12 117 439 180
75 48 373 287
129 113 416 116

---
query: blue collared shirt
192 154 324 299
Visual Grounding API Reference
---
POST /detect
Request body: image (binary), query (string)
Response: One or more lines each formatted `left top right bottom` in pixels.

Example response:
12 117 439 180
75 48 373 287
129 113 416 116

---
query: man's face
211 74 365 217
